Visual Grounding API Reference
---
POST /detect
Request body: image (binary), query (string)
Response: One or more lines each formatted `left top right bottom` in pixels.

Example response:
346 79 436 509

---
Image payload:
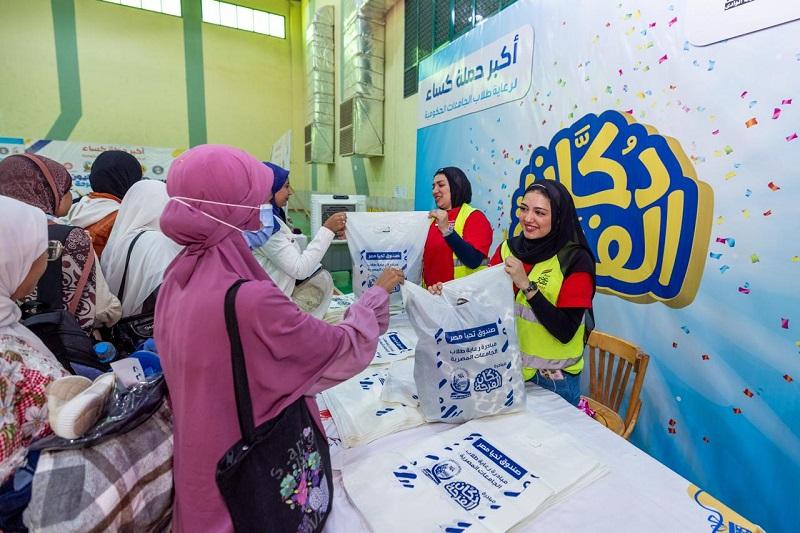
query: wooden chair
581 330 650 440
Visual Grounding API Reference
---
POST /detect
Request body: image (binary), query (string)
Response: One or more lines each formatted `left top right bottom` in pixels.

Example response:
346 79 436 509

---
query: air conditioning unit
339 97 384 157
310 193 367 241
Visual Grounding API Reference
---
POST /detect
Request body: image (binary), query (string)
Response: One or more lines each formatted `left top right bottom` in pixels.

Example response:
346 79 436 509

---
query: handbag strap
67 238 94 316
117 230 151 301
224 279 257 445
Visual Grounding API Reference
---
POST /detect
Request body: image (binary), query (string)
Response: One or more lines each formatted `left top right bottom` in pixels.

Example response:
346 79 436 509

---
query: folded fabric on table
321 366 425 449
372 327 417 365
342 409 608 532
380 358 419 406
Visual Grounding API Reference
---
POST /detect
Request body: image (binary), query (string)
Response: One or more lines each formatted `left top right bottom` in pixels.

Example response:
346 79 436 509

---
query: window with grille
404 0 517 97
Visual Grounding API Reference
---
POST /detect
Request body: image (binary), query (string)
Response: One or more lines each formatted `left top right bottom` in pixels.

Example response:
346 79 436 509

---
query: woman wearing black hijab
423 166 493 289
66 150 143 257
488 179 596 406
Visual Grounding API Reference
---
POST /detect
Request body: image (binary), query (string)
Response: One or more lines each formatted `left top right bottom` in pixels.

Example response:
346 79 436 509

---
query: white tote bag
342 412 608 533
402 265 526 423
346 211 430 306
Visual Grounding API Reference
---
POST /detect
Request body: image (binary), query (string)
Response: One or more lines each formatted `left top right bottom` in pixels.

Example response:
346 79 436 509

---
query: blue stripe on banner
0 137 24 144
26 140 52 154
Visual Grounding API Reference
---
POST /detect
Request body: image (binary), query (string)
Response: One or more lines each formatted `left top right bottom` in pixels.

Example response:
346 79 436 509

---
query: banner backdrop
415 1 799 530
22 139 184 195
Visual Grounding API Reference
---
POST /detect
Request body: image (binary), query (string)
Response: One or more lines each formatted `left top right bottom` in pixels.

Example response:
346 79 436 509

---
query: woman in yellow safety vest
488 179 596 406
423 167 493 292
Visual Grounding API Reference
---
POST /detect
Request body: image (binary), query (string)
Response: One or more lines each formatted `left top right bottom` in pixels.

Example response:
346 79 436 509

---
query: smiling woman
422 166 493 288
489 179 597 406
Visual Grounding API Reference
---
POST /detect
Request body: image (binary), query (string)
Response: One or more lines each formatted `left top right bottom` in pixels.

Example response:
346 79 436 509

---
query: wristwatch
522 282 538 298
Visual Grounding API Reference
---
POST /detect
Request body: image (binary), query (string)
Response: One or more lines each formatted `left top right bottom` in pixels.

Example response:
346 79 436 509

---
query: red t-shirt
488 245 593 308
423 207 493 286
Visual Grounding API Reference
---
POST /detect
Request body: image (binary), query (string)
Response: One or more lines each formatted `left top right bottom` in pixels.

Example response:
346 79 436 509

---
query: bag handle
67 232 95 316
224 279 257 445
117 230 151 301
15 153 62 214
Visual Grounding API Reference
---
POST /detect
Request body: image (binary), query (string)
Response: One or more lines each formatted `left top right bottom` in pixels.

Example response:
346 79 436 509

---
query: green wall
0 0 307 191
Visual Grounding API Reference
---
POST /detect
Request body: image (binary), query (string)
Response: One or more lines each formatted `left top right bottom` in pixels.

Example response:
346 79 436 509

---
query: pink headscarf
159 144 273 288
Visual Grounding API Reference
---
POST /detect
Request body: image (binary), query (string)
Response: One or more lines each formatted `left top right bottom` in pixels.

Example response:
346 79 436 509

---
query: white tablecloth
323 385 763 532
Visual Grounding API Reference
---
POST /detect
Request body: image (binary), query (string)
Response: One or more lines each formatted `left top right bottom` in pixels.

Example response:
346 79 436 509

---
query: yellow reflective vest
500 240 588 380
452 203 488 279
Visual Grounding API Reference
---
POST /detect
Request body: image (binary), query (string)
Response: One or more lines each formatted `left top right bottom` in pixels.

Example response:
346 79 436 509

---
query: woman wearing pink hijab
155 145 402 532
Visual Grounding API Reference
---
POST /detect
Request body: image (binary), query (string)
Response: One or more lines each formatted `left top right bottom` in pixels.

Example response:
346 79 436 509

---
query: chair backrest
585 330 650 438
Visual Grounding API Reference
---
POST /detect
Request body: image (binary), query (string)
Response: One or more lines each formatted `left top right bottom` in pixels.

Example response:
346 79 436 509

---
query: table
323 385 763 532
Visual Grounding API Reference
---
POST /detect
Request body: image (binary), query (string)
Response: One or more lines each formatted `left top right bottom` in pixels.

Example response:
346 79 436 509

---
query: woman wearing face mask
251 162 346 302
423 167 493 292
488 180 596 406
155 145 403 532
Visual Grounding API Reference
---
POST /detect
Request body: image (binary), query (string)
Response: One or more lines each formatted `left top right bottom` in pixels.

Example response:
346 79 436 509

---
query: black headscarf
509 179 596 287
89 150 143 199
435 166 472 208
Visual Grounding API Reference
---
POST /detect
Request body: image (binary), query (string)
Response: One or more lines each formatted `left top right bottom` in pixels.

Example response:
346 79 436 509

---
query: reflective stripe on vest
500 241 586 380
452 203 487 279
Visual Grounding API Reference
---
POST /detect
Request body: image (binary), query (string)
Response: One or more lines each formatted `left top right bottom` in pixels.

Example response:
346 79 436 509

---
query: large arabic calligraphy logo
509 110 713 308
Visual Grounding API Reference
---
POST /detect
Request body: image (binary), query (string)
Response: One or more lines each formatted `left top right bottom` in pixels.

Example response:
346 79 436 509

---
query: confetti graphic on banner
745 118 758 128
701 354 710 361
787 133 798 142
781 318 790 329
743 389 754 398
751 254 760 264
768 181 781 191
738 283 751 295
732 407 742 415
667 418 677 435
681 325 690 334
772 108 782 119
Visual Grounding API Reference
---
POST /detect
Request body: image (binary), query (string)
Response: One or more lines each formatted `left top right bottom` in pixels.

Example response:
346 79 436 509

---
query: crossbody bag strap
67 230 95 316
223 279 257 444
117 230 151 301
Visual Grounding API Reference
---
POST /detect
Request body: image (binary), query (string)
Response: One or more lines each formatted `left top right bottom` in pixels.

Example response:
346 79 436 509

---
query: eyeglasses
46 240 64 262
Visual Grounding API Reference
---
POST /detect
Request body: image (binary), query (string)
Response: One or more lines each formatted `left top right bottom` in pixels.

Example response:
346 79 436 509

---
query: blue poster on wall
415 1 800 531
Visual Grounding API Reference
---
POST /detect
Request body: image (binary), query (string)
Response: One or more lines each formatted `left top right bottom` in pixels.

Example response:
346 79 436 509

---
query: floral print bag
216 280 333 533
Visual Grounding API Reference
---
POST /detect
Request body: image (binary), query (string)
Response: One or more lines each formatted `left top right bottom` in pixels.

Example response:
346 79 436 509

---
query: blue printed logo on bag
444 481 482 511
450 368 471 399
474 368 503 393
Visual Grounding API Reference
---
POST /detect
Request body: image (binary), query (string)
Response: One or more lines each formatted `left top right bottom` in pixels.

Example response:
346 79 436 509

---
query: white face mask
170 196 274 235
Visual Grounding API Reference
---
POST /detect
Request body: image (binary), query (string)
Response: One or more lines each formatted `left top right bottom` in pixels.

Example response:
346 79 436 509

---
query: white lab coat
253 218 335 296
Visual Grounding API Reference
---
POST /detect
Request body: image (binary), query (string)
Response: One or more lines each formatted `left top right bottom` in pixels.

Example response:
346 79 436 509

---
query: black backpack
20 224 109 374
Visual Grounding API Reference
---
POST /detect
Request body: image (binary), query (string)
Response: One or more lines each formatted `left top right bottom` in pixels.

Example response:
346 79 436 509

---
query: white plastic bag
342 411 608 533
346 211 430 306
290 268 333 319
402 265 525 423
321 366 425 448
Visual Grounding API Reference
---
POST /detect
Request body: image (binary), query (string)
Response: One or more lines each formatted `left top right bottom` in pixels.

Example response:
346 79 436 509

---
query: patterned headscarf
0 154 73 215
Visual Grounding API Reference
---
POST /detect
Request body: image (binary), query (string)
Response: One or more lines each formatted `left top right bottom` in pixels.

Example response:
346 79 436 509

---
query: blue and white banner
419 26 533 127
415 1 799 531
